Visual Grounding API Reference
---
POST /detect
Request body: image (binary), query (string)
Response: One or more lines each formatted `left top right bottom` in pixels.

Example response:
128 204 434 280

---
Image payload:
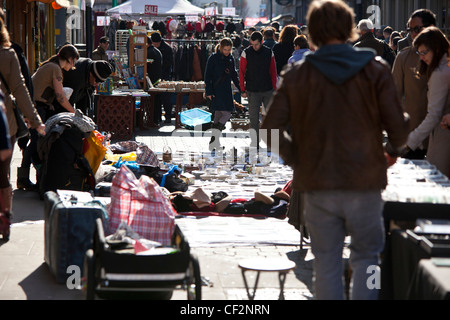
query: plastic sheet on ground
175 216 301 247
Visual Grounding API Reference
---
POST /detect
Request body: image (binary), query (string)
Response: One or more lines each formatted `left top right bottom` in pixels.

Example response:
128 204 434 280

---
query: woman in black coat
204 38 240 150
272 24 299 75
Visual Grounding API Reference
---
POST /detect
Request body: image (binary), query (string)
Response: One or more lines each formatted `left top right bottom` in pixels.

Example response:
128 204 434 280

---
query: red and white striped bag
108 165 175 246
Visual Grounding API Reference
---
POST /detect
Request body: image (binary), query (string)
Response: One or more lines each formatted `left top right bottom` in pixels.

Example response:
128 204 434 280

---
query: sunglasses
407 25 424 34
416 49 430 56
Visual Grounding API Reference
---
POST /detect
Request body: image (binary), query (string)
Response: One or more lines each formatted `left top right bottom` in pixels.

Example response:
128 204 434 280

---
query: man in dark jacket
60 58 114 118
92 36 109 61
262 27 277 49
354 19 396 68
146 36 162 84
146 37 163 125
261 0 409 300
239 31 277 149
151 32 174 123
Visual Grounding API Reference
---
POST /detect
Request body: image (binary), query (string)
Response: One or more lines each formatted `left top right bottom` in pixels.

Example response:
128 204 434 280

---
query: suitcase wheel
187 254 202 300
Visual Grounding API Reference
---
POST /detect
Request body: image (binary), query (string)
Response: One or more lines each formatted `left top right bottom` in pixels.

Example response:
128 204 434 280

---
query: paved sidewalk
0 124 324 300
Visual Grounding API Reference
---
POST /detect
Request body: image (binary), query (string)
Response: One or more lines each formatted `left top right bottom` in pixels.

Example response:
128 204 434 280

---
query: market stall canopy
106 0 204 16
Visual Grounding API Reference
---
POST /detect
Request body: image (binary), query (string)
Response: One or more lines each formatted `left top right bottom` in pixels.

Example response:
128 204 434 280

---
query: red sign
244 17 268 27
145 5 158 15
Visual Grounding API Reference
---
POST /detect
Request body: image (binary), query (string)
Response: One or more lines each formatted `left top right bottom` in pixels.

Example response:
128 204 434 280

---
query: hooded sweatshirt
288 48 311 64
304 44 375 85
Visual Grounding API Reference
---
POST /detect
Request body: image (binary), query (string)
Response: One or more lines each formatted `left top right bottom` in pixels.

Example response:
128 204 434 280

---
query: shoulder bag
0 71 29 138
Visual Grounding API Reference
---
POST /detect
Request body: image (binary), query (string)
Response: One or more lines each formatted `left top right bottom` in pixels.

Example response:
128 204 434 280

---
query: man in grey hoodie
261 0 409 300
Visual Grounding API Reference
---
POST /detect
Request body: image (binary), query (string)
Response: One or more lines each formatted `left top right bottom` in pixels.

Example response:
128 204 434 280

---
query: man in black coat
60 58 114 119
146 37 164 125
151 32 174 123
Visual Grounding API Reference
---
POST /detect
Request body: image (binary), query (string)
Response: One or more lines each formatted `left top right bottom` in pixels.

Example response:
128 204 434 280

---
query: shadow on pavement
11 189 44 224
286 249 315 296
18 263 83 300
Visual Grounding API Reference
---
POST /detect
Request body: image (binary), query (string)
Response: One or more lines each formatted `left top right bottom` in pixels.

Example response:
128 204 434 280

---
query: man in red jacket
239 31 277 150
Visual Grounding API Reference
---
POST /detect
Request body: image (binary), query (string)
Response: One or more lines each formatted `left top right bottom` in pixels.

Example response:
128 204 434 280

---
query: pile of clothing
170 187 291 219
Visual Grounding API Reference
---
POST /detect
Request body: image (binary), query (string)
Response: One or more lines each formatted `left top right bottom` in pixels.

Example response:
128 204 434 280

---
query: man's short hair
357 19 374 32
383 26 393 35
99 36 109 44
271 21 280 32
410 8 436 27
294 35 309 49
250 31 263 43
151 32 162 43
307 0 358 47
263 27 274 38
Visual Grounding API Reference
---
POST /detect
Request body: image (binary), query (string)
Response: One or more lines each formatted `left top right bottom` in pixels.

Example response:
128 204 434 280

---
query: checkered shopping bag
108 165 175 245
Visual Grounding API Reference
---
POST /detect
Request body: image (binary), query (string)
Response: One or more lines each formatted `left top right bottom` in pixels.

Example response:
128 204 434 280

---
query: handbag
0 71 29 138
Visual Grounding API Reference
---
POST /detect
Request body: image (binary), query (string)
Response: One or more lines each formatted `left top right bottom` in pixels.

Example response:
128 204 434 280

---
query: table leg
175 92 183 129
278 272 288 300
241 270 261 300
148 95 158 128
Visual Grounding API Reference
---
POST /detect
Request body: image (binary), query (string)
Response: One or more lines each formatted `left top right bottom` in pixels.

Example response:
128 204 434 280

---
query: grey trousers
247 90 273 147
303 190 385 300
213 111 232 125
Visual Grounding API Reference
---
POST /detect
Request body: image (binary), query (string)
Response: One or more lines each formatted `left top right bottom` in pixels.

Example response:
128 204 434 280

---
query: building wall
293 0 449 34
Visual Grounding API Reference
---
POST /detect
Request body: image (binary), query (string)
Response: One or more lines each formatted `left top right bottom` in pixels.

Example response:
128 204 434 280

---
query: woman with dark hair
272 24 299 75
21 44 79 192
204 37 240 150
406 26 450 176
32 44 79 122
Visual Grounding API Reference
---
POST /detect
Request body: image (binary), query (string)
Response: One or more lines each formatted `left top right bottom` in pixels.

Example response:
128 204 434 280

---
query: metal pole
269 0 272 22
86 0 93 58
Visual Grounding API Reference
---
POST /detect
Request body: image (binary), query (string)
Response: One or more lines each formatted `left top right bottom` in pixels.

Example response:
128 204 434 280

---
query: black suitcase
44 191 108 284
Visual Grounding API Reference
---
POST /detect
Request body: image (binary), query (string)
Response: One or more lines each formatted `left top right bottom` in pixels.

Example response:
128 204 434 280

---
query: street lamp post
86 0 94 58
269 0 272 22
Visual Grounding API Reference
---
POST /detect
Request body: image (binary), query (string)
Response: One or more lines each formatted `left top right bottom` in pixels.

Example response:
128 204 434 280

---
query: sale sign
145 5 158 15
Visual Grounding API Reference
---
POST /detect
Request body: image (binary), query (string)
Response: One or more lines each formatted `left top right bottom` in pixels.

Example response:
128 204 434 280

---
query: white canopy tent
106 0 205 16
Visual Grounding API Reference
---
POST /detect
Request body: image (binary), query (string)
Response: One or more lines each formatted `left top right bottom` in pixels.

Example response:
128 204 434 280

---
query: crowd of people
0 0 449 300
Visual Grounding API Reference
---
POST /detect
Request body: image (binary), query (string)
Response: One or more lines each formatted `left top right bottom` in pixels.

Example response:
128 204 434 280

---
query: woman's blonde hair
306 0 358 47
